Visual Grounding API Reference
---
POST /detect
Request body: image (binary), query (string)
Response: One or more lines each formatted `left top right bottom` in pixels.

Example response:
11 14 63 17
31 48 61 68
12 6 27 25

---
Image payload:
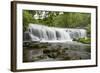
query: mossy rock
84 46 91 52
43 49 51 54
47 52 58 58
73 38 91 44
64 48 69 50
58 49 66 54
63 56 71 60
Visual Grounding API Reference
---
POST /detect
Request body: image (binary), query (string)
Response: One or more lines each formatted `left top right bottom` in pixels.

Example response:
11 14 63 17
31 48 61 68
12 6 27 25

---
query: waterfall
24 24 87 42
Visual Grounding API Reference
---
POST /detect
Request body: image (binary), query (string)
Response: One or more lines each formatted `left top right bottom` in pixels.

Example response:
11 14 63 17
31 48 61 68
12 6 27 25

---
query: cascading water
24 24 87 42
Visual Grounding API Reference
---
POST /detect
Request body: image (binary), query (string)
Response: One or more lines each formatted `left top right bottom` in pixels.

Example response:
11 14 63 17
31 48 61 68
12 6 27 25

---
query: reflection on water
23 41 91 62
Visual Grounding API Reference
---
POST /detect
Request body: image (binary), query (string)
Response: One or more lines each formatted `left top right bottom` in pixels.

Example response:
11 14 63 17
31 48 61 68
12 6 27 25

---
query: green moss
73 38 91 44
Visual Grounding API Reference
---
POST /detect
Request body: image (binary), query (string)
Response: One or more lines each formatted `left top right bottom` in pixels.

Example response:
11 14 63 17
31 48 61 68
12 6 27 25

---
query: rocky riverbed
23 41 91 62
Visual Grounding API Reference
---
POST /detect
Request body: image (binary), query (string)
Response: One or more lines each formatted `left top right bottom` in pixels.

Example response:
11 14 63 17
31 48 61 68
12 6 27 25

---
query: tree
23 10 91 34
52 12 91 28
23 10 35 31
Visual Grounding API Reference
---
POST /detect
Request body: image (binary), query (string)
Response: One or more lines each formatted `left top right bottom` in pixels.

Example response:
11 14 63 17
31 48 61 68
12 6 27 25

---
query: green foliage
74 38 91 44
85 24 91 37
23 10 36 31
52 12 91 28
23 10 91 33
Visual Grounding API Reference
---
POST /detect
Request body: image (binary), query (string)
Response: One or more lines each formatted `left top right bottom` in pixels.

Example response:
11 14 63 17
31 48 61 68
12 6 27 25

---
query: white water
24 24 87 42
